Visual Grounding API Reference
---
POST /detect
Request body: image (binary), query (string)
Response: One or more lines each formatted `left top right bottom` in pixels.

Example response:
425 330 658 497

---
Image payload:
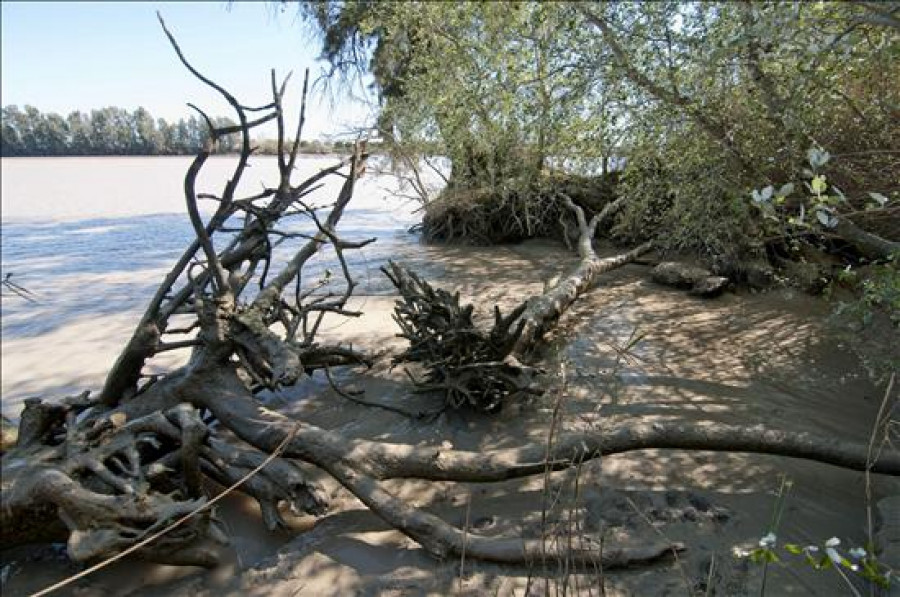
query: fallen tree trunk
193 367 900 482
386 194 651 411
834 214 900 261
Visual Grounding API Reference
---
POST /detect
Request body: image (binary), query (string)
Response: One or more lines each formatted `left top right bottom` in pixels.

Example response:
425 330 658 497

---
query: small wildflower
825 546 842 564
759 532 777 548
848 547 866 559
825 537 841 548
805 545 819 553
732 546 751 558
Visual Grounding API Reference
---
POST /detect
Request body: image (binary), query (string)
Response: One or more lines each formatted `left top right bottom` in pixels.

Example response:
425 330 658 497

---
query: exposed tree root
386 195 651 410
326 457 682 568
383 261 541 412
421 172 620 245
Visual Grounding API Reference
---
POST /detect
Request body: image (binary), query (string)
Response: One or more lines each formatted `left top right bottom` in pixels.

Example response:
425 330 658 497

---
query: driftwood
385 195 651 411
382 261 541 412
651 262 730 297
2 17 898 591
2 15 369 567
834 214 900 261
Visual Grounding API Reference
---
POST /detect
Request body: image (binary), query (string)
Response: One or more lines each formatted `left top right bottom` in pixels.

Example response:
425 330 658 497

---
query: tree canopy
296 0 898 274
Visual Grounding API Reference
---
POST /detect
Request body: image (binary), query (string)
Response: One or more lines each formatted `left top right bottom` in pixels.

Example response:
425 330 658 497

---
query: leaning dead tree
1 15 371 565
2 16 899 585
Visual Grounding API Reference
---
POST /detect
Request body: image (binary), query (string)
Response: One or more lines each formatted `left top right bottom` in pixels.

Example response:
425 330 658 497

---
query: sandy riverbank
3 239 897 596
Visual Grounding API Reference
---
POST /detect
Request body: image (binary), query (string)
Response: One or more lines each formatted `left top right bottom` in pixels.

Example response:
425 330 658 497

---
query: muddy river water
1 156 897 595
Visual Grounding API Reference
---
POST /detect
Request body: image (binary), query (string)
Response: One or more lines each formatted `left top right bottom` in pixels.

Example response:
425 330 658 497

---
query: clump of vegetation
422 171 618 244
833 255 900 328
612 138 764 277
299 1 898 297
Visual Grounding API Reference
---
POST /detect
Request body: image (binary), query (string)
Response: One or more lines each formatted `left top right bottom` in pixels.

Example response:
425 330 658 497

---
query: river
1 155 441 416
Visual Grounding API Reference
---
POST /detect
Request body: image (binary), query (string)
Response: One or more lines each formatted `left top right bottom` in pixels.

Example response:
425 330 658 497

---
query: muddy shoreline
3 238 897 596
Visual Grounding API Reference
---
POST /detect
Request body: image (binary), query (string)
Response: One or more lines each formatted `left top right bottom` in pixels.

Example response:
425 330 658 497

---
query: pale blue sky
1 1 375 139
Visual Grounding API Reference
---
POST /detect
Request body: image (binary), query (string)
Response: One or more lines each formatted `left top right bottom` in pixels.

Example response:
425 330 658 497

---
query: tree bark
834 215 900 260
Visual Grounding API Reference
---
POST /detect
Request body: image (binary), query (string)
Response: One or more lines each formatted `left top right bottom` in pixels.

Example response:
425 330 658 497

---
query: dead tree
1 15 371 566
385 195 651 412
1 16 898 584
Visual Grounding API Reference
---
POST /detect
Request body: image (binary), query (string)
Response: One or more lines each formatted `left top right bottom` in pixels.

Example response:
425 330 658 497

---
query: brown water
0 155 432 416
1 158 898 596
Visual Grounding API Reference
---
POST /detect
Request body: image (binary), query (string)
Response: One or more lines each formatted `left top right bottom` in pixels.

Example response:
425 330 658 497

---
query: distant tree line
1 104 372 158
254 137 359 155
1 105 240 156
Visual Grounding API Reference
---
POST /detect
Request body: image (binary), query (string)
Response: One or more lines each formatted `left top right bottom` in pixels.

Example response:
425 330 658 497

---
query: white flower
825 537 841 548
848 547 866 559
826 547 842 564
732 546 751 558
805 545 819 553
759 532 777 548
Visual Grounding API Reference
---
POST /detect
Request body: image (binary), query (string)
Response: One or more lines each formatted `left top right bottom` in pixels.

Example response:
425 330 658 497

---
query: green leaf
785 543 803 555
778 183 795 197
807 148 831 168
811 175 827 194
832 186 847 202
816 206 838 228
869 192 889 207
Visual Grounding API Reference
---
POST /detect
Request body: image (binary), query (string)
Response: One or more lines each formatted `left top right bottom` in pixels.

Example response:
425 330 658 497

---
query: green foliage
738 536 893 592
596 1 898 267
298 1 623 191
297 1 899 259
748 148 899 309
614 136 762 273
833 254 900 328
1 105 239 157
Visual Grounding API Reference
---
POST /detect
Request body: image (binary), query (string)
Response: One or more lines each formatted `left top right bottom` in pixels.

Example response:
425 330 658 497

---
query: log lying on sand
650 262 730 298
510 196 652 355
